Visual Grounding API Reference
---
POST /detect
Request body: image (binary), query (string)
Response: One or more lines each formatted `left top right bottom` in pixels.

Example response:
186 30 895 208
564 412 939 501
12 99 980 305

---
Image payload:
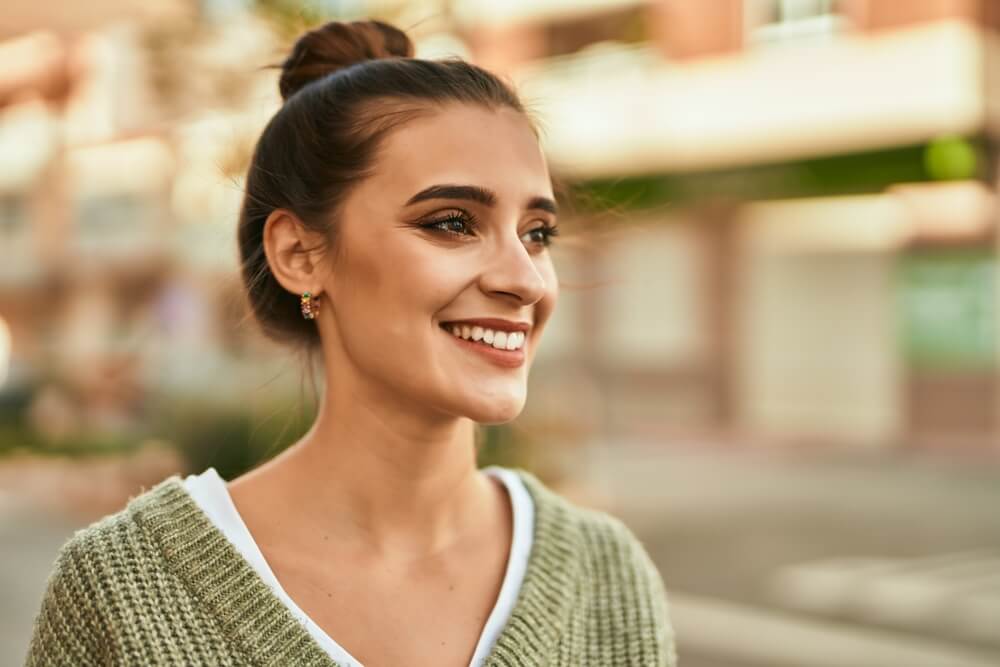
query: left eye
521 224 559 247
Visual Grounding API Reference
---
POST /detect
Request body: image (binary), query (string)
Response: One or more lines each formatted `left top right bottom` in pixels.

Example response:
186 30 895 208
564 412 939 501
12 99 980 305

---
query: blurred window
74 193 158 258
0 195 26 239
746 0 852 46
600 224 705 367
0 194 38 285
898 249 997 372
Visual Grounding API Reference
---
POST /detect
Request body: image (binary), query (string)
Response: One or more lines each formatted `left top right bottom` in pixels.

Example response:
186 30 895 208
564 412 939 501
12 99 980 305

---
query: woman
26 19 676 666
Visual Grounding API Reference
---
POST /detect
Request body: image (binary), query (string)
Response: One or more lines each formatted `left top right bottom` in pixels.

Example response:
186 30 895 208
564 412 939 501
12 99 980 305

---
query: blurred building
0 1 303 461
442 0 1000 454
0 0 997 455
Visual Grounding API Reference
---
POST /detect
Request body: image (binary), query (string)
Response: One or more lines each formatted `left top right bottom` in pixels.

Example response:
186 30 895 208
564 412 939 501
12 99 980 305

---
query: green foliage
924 135 980 181
254 0 330 38
0 420 139 459
0 383 139 459
571 137 988 213
1 381 542 479
476 424 528 469
0 380 315 478
148 397 315 479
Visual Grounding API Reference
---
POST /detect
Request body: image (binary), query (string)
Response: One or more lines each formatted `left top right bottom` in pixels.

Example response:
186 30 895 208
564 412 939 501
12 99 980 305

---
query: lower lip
441 327 526 368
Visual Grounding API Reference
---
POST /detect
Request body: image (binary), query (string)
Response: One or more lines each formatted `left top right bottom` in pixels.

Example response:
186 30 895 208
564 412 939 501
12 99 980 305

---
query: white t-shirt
181 465 535 667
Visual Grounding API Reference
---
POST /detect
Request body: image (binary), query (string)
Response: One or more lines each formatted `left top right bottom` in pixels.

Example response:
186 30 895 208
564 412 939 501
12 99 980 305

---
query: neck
230 378 496 562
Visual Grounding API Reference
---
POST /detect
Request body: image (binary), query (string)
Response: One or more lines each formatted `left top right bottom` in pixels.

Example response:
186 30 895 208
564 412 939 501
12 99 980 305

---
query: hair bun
279 20 414 101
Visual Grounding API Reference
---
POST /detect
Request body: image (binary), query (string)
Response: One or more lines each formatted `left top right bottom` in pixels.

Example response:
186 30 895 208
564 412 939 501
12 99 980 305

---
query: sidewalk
582 442 1000 666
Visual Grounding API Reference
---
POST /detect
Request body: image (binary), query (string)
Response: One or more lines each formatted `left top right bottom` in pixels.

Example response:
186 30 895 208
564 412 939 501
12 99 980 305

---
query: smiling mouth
439 322 527 351
439 322 527 369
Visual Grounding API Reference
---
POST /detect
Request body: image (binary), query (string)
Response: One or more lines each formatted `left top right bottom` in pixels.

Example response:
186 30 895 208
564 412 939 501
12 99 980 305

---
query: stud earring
300 291 320 320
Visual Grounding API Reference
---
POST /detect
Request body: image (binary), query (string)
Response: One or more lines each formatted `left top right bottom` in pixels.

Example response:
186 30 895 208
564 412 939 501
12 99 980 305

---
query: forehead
367 104 552 203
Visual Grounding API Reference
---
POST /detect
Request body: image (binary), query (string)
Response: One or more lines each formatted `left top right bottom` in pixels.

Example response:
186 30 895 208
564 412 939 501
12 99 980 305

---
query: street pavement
0 493 79 666
579 442 1000 667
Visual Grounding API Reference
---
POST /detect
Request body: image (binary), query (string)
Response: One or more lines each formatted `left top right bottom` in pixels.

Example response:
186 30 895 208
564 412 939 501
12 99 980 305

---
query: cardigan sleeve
24 535 111 667
635 534 678 666
612 517 679 667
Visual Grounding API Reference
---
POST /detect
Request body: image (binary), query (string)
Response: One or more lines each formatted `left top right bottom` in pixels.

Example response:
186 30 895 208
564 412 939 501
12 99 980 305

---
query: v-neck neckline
131 467 582 666
183 465 533 666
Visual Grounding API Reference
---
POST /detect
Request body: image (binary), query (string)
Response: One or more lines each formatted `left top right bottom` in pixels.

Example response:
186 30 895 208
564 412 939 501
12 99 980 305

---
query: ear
262 209 328 295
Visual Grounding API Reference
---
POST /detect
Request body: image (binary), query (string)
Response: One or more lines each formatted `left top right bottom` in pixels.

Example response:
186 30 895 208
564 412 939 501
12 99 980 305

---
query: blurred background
2 0 999 665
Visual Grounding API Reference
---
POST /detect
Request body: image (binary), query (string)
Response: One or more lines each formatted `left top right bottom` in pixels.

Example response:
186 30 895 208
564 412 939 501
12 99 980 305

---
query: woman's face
319 103 559 425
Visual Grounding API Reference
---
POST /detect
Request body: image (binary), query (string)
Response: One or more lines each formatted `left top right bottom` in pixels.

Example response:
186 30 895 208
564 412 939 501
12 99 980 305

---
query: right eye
420 210 479 237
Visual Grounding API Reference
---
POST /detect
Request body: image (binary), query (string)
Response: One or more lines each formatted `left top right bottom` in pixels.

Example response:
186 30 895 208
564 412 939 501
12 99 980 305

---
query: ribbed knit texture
25 467 676 666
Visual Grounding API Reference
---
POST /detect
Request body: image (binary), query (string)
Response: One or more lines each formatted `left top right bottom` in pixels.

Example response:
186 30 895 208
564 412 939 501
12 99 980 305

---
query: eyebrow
404 184 558 215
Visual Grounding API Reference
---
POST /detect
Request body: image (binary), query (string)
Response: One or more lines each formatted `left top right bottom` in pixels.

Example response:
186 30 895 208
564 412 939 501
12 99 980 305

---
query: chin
462 392 526 425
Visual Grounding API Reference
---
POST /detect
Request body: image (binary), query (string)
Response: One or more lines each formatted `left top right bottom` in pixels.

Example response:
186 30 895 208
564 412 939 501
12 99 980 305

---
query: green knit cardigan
25 467 677 666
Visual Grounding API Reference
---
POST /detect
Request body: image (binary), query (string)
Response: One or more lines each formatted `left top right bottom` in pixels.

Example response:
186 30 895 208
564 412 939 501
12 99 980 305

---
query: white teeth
445 324 526 351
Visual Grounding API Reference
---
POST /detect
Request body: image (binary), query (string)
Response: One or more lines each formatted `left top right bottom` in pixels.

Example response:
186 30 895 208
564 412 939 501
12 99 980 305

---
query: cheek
333 232 466 342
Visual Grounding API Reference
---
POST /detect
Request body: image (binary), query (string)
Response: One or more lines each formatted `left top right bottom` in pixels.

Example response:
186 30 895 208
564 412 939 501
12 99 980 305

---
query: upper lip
441 317 531 333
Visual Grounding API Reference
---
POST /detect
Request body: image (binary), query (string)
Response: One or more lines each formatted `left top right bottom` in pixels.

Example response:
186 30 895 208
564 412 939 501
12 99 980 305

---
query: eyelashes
526 223 560 246
419 209 559 247
421 210 481 236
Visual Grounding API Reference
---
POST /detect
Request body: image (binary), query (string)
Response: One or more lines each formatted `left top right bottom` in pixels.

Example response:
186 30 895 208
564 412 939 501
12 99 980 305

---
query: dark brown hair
238 19 530 348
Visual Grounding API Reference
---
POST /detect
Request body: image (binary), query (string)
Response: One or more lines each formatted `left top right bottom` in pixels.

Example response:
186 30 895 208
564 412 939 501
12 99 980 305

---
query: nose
478 232 548 306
